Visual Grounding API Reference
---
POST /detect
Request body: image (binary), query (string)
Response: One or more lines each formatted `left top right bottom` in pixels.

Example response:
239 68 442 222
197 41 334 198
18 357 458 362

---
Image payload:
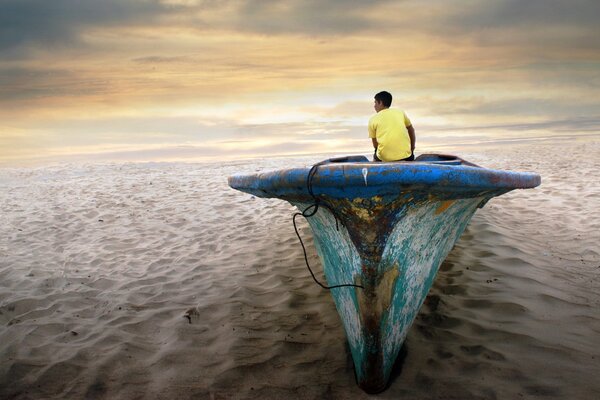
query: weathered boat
228 154 541 393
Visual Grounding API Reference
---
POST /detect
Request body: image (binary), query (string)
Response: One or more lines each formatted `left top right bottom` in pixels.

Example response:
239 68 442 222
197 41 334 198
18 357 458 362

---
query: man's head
374 91 392 112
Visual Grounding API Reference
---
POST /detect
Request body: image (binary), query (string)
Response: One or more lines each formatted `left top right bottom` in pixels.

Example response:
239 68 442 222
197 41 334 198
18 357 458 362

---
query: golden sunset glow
1 0 599 165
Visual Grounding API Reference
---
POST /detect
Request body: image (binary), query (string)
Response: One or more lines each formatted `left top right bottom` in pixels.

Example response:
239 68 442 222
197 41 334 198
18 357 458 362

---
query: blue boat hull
228 154 540 392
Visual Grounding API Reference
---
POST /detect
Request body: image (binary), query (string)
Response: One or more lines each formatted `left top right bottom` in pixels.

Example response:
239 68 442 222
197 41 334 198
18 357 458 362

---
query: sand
1 136 599 399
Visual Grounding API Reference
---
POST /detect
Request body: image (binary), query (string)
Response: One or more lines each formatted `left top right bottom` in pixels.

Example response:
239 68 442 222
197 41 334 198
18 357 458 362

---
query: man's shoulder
389 108 405 116
373 108 404 121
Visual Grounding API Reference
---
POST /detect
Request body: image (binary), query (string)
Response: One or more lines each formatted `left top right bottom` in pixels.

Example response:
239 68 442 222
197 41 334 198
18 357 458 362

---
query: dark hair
375 91 392 108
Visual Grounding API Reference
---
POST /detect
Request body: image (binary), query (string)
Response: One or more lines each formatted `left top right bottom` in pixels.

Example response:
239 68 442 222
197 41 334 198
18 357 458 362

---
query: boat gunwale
228 161 541 199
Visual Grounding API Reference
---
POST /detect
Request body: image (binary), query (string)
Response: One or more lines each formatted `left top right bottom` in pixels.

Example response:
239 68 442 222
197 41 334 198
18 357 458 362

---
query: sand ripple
1 140 599 399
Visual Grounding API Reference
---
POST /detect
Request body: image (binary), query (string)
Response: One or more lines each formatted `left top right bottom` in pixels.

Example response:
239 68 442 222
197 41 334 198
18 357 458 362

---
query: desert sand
1 136 599 399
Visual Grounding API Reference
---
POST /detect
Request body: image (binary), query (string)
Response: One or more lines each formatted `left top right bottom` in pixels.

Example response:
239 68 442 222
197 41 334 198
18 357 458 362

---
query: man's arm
407 125 416 154
371 137 378 149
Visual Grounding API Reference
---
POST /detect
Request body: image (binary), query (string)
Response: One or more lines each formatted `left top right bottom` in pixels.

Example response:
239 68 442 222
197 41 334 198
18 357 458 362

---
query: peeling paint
228 155 541 393
295 192 489 392
435 199 455 214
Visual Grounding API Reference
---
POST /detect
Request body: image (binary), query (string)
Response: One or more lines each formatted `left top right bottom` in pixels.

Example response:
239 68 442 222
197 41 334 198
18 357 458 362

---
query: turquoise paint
292 200 366 371
378 196 485 378
228 155 540 392
293 193 496 391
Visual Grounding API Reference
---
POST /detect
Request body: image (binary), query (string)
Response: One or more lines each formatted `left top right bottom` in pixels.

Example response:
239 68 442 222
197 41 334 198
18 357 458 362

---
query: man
368 91 416 162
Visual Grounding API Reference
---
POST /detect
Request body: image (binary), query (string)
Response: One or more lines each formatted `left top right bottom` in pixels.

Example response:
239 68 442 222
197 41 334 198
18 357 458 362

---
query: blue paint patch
228 155 541 393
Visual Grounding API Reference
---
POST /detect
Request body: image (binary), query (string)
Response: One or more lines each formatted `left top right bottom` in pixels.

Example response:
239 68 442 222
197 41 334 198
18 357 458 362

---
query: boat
227 154 541 393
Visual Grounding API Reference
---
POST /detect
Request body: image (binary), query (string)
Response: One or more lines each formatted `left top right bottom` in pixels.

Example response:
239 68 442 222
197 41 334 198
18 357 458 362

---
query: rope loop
293 162 363 290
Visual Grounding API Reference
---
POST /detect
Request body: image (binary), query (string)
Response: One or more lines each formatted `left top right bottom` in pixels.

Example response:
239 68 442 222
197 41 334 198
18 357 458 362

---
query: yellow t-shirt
368 108 412 161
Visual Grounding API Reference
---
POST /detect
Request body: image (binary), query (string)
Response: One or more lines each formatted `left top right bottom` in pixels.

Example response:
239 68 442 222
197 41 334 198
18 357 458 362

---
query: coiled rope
292 162 364 290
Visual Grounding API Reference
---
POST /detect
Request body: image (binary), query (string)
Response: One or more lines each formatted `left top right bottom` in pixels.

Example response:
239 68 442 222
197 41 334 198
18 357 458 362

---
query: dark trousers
374 151 414 162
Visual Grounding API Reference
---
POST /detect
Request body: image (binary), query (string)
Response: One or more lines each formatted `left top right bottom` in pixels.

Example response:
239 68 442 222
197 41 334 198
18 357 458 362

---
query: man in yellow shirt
368 91 416 162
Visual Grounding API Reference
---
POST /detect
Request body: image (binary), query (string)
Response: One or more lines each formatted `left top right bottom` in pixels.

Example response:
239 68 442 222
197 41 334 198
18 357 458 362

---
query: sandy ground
1 137 599 399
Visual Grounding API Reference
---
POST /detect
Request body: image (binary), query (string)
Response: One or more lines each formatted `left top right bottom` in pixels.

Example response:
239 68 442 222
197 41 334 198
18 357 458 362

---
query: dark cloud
229 0 600 46
453 0 600 30
0 66 111 102
234 0 393 35
3 0 599 57
437 0 600 51
0 0 401 56
0 0 170 54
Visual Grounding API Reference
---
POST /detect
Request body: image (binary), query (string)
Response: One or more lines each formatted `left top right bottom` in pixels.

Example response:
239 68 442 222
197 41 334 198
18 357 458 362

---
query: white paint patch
293 201 364 354
362 168 368 186
380 198 484 374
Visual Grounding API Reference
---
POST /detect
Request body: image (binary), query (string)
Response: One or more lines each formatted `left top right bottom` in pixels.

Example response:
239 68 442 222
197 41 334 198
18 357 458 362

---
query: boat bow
228 155 540 392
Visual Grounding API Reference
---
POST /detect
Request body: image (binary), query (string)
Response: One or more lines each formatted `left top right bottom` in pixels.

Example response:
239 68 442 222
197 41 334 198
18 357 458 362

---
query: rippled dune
1 138 599 399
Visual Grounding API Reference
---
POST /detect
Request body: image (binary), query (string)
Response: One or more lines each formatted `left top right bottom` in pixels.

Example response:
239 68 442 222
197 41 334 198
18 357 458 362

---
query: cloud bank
1 0 599 164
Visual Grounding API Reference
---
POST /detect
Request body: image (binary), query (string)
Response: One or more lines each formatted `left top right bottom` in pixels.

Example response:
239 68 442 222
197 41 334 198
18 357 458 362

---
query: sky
1 0 600 165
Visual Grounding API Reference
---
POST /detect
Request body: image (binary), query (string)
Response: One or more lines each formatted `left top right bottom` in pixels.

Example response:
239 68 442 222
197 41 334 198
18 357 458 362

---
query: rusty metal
228 154 541 392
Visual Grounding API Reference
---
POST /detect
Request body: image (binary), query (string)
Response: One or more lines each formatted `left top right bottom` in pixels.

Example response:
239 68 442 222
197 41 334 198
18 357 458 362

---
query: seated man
368 91 416 162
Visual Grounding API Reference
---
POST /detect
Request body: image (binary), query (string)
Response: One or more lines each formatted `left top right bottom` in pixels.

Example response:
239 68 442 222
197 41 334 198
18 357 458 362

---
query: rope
293 162 364 290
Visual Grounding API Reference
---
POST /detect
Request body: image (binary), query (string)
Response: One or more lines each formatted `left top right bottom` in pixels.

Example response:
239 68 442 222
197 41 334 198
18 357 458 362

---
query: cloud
450 0 600 31
422 96 600 119
0 0 396 57
4 0 599 73
2 0 600 166
0 66 112 104
297 101 373 121
426 0 600 56
453 117 600 133
3 0 599 58
132 56 194 64
232 0 394 35
0 0 170 54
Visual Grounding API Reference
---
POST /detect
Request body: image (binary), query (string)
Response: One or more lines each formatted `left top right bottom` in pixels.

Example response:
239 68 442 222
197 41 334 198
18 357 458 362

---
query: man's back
368 108 412 162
